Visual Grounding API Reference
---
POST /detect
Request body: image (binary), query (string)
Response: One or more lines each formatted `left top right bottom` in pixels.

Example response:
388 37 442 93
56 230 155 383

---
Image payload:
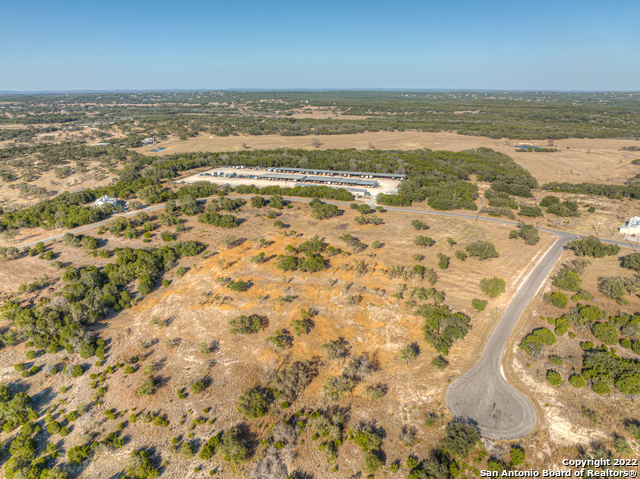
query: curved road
445 233 572 438
12 195 635 439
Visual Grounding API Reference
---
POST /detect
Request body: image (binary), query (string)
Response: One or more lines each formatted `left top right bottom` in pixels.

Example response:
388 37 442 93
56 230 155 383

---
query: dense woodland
1 91 639 141
0 144 540 234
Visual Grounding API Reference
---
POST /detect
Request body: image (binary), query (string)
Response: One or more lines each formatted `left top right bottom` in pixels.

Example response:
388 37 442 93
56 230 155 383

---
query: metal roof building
294 183 371 196
257 173 307 181
273 167 406 180
302 175 379 187
257 173 379 188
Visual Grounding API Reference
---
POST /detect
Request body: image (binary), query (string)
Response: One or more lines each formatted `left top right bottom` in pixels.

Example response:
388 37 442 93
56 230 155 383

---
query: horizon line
1 88 640 95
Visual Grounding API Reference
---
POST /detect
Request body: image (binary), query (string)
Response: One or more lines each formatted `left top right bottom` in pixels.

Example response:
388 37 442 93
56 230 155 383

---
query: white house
93 195 117 208
620 217 640 235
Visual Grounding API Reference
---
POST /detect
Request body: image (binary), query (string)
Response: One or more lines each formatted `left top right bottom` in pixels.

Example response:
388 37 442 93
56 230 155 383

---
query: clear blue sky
1 0 638 91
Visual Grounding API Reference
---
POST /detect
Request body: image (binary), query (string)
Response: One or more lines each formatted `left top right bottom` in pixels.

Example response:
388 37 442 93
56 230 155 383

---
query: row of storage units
272 167 406 181
256 173 379 188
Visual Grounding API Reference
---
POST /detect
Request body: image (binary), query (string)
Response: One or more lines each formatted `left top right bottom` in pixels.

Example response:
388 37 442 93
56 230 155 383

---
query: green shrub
555 318 569 336
519 328 556 357
67 445 92 464
46 421 61 435
581 341 594 350
510 447 525 466
191 380 206 394
545 291 568 309
229 315 262 334
548 355 563 366
582 407 597 423
437 253 449 270
125 450 159 478
431 356 448 370
569 375 586 388
349 424 383 452
71 365 85 377
25 351 36 360
592 381 611 395
547 371 562 386
411 220 429 230
441 421 480 456
592 323 618 345
414 235 435 247
480 277 506 298
180 441 197 458
626 423 640 441
237 388 268 418
465 241 499 260
567 236 620 258
509 224 540 245
138 377 157 396
471 299 487 312
364 451 384 474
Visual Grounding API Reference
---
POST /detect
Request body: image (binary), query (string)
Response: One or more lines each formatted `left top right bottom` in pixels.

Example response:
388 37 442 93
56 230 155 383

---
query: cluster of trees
567 236 620 258
309 198 340 219
0 385 38 432
274 235 327 273
0 175 158 232
2 242 204 354
552 259 590 292
465 241 499 260
539 195 580 217
234 183 353 201
480 277 506 298
582 350 640 395
416 304 471 355
509 223 540 245
544 291 569 309
542 181 640 200
598 276 640 303
519 328 557 358
198 210 239 228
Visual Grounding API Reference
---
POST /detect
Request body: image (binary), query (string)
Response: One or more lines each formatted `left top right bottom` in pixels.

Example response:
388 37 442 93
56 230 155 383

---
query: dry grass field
133 131 640 185
0 200 557 478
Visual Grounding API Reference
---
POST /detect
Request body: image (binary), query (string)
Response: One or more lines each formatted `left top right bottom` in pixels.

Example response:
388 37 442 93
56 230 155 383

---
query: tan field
0 200 556 478
132 131 640 185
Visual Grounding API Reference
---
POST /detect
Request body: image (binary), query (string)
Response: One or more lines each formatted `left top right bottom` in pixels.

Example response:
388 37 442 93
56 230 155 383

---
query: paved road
444 233 572 439
13 196 639 252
